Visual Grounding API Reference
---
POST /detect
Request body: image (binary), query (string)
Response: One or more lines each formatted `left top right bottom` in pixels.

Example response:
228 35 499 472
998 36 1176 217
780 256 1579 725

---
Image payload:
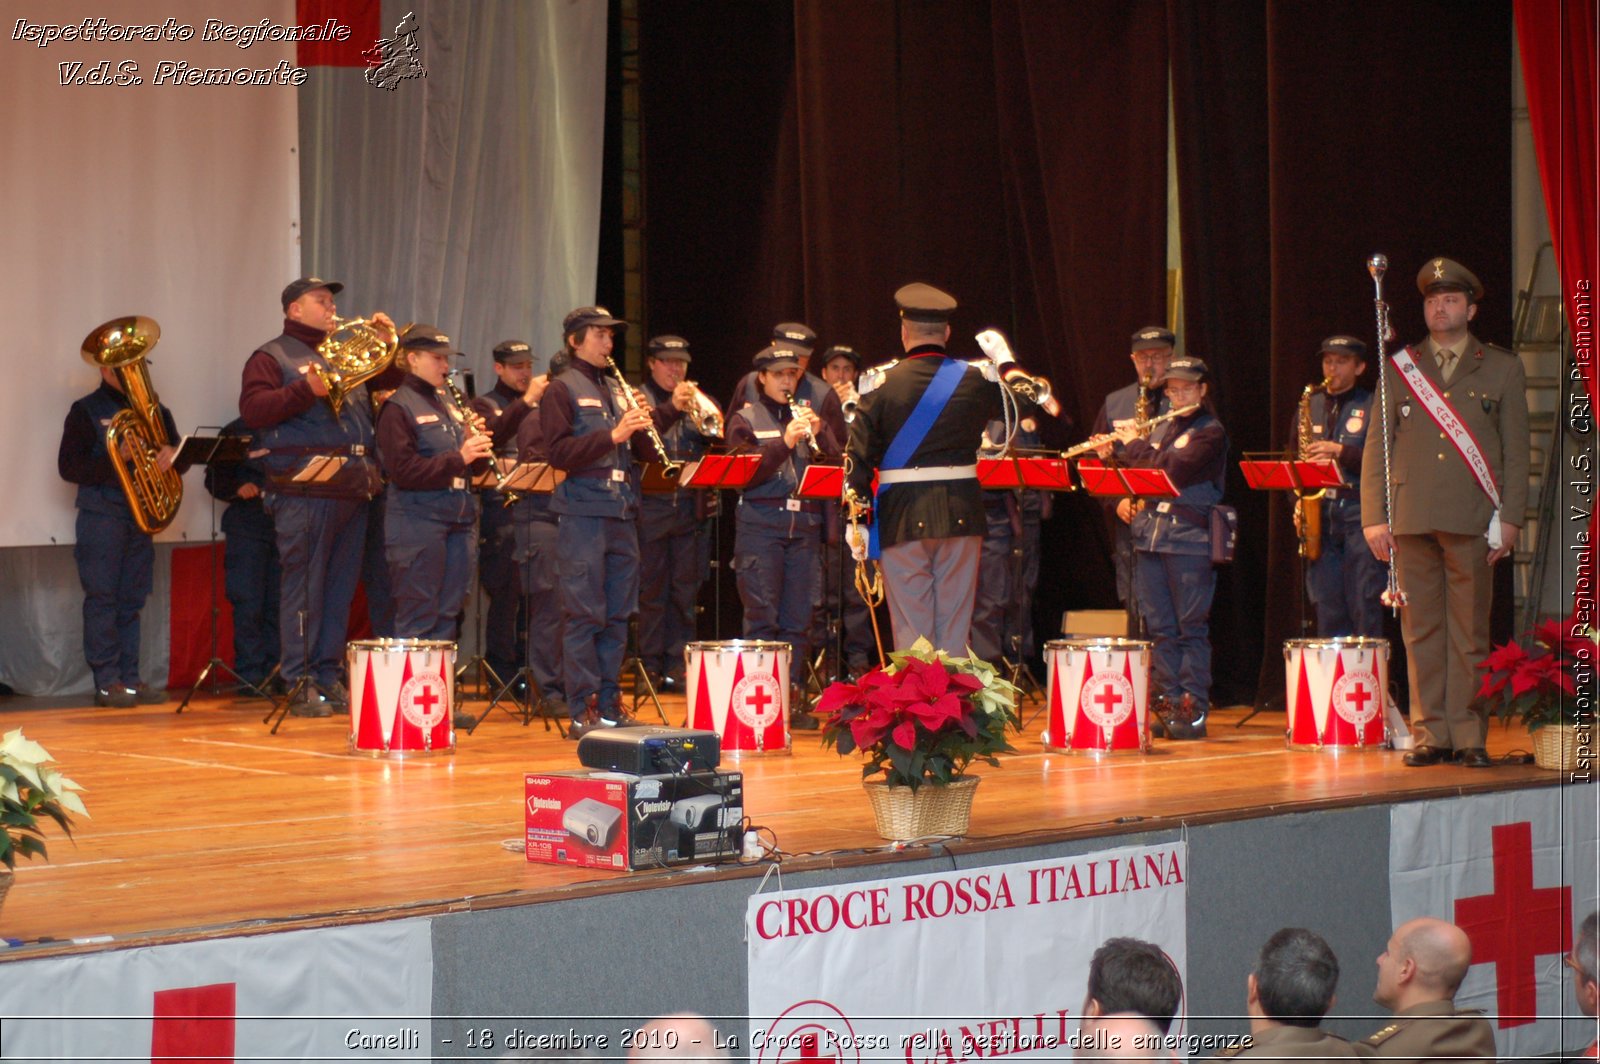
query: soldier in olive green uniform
1359 917 1495 1064
1216 928 1364 1064
1360 257 1529 769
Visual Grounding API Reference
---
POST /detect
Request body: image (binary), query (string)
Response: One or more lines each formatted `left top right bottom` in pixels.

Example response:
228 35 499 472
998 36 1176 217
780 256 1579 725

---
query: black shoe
127 683 168 706
1163 695 1208 740
453 710 477 730
94 686 136 708
538 697 568 720
1148 695 1173 739
634 671 662 697
1456 747 1492 768
659 674 683 694
567 707 601 739
320 681 349 708
601 708 644 728
1403 745 1453 767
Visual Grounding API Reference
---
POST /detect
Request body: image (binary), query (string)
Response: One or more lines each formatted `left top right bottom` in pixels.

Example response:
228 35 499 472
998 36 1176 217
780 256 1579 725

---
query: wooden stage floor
0 687 1560 955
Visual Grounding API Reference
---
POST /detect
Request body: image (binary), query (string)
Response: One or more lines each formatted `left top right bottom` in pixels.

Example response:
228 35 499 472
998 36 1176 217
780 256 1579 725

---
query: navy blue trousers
735 512 819 670
1306 504 1386 638
75 507 153 690
1135 549 1216 710
386 509 475 641
225 533 281 684
266 494 366 688
516 512 564 702
557 513 639 715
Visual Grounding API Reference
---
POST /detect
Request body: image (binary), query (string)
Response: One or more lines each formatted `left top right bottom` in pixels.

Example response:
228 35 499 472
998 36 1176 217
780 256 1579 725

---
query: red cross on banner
1454 821 1573 1028
782 1033 838 1064
152 982 236 1062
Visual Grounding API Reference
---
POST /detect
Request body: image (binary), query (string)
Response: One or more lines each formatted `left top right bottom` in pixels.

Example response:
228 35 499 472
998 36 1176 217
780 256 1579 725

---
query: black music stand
1240 455 1343 638
471 461 567 735
977 453 1074 708
793 462 846 702
175 432 271 713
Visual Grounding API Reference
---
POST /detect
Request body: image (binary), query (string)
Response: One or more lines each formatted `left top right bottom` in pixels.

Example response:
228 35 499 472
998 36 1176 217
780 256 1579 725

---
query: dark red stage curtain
1516 0 1599 619
1168 0 1272 706
168 544 235 691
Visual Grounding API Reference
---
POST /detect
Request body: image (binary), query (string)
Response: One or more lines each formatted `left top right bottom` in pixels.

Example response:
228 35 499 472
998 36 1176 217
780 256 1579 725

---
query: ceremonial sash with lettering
1391 346 1504 545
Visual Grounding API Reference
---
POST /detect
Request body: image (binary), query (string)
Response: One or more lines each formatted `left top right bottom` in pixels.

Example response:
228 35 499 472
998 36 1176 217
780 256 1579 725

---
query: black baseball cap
822 344 861 367
1159 356 1210 383
492 340 533 365
281 277 343 311
648 335 693 362
753 344 802 371
399 324 456 354
772 322 817 351
1319 335 1368 359
562 305 627 336
1131 326 1176 352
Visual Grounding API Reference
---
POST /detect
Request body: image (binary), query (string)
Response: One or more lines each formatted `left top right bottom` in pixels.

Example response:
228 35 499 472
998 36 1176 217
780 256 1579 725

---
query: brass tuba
314 315 399 415
80 316 183 535
1294 377 1332 561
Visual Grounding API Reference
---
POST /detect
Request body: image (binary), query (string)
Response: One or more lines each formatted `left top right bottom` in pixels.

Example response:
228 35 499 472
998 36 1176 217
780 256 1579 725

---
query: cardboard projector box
524 770 743 871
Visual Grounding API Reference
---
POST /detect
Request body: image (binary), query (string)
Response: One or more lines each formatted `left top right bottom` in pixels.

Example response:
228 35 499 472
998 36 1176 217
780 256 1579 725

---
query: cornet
681 381 724 438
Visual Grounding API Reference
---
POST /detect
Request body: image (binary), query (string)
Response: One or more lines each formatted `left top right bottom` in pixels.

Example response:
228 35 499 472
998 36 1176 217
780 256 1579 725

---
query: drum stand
178 472 272 713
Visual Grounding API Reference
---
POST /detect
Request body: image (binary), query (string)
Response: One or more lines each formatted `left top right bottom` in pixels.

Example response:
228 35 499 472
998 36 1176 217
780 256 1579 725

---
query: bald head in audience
629 1013 727 1062
1374 917 1473 1010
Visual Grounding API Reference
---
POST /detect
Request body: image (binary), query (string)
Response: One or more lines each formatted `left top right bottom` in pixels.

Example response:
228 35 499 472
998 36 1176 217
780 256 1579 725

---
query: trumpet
840 385 861 421
606 356 681 480
681 381 724 438
1061 404 1201 458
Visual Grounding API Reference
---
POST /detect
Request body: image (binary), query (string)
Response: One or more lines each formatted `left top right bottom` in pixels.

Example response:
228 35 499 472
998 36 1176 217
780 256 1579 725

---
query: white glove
846 523 869 562
975 329 1015 367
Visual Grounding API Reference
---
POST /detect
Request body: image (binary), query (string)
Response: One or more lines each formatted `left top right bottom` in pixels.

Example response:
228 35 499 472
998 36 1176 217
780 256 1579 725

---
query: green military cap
894 282 958 323
1417 257 1484 301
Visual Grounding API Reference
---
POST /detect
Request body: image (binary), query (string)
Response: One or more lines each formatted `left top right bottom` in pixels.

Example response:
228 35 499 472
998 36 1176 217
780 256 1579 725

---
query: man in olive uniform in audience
1359 917 1495 1063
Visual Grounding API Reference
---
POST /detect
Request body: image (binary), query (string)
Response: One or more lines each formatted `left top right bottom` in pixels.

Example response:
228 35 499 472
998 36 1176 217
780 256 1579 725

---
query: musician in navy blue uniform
846 283 1040 656
513 352 567 717
203 418 280 691
1091 326 1174 616
541 306 687 737
637 335 719 692
971 416 1051 665
1104 356 1227 739
1298 335 1385 638
375 326 494 639
817 344 876 677
469 340 540 685
727 345 843 721
58 366 179 707
728 323 849 444
239 278 393 717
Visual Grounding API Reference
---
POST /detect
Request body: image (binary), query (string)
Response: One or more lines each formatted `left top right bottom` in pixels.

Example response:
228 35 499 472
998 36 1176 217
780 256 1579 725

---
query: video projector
576 726 721 775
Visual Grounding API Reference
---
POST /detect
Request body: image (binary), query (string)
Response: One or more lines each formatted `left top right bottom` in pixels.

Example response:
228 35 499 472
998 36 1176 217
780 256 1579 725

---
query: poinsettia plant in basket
818 638 1021 793
1471 619 1595 733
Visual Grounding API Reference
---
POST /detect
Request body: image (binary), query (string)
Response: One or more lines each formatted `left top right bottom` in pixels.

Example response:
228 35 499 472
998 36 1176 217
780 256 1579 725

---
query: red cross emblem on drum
731 673 782 730
399 674 449 730
1330 671 1380 727
1079 673 1136 728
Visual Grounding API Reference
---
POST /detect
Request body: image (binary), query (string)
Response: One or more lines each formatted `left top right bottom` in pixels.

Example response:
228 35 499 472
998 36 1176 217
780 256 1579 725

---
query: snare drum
1042 638 1152 755
684 640 791 755
347 639 456 758
1284 637 1389 751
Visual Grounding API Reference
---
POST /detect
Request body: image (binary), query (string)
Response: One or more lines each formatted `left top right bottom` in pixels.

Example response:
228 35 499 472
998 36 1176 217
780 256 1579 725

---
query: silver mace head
1368 254 1388 282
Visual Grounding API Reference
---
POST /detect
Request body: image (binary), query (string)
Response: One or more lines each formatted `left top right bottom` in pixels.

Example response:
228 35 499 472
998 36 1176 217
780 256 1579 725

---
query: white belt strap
876 464 978 486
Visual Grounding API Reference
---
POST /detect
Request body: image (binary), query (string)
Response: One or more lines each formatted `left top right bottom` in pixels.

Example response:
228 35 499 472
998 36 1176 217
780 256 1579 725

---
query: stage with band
0 685 1562 952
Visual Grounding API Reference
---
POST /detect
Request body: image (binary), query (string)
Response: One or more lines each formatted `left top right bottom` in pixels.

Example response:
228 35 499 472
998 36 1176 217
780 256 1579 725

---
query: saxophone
1294 378 1331 561
1133 380 1152 436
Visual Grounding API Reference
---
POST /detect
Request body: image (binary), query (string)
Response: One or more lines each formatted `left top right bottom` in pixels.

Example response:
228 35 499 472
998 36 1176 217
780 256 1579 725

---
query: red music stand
680 452 762 491
977 453 1073 491
1239 455 1342 494
1075 461 1178 503
795 462 845 499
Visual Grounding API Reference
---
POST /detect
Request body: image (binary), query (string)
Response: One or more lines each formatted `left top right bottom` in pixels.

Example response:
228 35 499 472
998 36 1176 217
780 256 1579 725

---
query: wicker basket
864 776 980 841
1532 723 1580 773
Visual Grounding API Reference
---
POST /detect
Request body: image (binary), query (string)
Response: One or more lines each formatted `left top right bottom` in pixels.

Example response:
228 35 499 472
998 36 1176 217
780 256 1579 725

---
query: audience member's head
1084 937 1184 1034
1080 1011 1178 1064
627 1012 727 1062
1570 911 1599 1020
1249 927 1340 1028
1373 917 1473 1011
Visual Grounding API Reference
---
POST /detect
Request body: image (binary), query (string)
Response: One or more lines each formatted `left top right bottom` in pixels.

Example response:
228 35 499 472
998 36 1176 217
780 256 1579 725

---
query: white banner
746 841 1190 1064
1390 787 1600 1060
0 920 433 1061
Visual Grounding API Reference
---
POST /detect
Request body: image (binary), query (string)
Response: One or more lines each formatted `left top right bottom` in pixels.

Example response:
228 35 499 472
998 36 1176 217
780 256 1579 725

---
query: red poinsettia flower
890 718 918 750
1511 653 1575 699
1475 640 1528 699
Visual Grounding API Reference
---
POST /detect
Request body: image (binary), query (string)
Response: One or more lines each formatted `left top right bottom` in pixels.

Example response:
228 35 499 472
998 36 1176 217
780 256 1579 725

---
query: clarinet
444 373 517 500
604 356 681 480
